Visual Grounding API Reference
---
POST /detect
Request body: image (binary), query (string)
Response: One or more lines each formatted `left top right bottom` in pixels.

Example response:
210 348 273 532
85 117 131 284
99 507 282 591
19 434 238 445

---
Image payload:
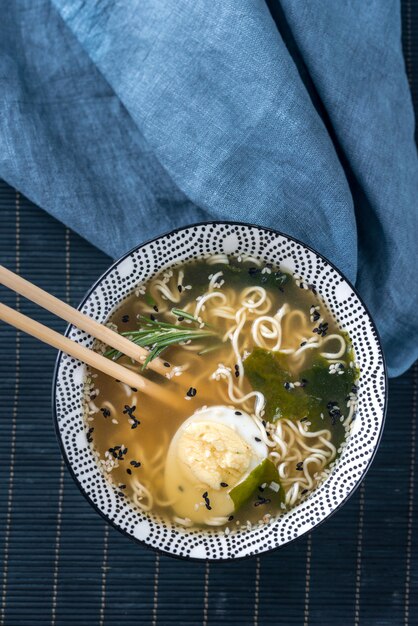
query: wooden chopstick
0 265 173 377
0 302 177 400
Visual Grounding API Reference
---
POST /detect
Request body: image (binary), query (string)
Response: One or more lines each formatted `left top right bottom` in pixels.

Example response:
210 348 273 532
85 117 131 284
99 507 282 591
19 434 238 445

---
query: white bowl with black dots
52 222 387 561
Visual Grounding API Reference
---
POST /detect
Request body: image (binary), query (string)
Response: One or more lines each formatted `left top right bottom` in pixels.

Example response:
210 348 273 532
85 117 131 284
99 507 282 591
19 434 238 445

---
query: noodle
251 316 282 351
132 480 153 512
206 254 230 265
211 364 265 418
320 334 346 360
194 291 227 318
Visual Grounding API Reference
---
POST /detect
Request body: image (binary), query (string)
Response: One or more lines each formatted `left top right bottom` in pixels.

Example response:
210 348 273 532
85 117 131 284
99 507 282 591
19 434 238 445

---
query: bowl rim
51 220 388 562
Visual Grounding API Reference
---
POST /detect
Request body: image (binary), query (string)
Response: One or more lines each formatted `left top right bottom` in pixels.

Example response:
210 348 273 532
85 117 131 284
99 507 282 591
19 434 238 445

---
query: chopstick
0 265 173 377
0 302 166 395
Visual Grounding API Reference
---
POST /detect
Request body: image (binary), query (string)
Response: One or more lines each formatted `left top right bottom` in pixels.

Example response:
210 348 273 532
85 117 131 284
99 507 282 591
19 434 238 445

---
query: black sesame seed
121 314 130 323
123 405 137 417
248 267 259 275
100 407 111 418
327 400 342 425
87 427 94 443
300 341 307 347
178 316 185 321
254 437 261 442
300 417 308 423
130 387 138 392
130 460 141 468
187 387 197 398
205 504 212 510
178 485 184 492
284 382 291 390
123 405 140 428
163 362 171 368
153 305 159 313
177 285 183 293
228 515 234 521
235 411 242 416
302 489 308 495
255 496 271 507
150 314 156 321
296 462 304 471
126 469 132 475
119 484 126 489
220 482 229 488
313 321 328 337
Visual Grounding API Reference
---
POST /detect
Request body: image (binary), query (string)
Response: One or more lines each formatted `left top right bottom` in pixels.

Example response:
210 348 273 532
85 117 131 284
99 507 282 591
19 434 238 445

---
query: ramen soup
84 255 359 532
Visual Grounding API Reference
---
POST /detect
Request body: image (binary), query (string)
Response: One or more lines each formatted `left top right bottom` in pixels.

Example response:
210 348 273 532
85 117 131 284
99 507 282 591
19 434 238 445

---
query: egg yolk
177 421 252 490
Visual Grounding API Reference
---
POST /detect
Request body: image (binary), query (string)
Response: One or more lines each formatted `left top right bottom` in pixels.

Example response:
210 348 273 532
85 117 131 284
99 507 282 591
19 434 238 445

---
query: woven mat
1 5 418 624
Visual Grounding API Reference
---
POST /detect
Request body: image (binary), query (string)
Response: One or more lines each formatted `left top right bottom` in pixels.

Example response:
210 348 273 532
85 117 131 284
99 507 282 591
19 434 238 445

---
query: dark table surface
1 3 418 624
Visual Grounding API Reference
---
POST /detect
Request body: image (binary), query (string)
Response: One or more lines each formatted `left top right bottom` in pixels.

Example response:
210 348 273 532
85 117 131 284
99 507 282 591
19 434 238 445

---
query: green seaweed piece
244 348 312 422
229 459 284 511
221 263 290 291
244 348 358 437
298 357 357 438
145 291 157 308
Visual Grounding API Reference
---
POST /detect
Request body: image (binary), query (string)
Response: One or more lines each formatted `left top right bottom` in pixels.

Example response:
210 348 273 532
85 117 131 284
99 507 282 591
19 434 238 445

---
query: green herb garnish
105 309 219 368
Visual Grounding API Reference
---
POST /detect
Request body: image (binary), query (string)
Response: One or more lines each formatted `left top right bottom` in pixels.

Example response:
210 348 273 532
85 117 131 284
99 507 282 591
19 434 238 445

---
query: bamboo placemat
0 181 417 625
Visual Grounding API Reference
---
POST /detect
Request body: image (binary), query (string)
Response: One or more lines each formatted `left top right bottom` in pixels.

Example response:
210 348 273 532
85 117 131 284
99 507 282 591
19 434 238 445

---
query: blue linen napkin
0 0 417 377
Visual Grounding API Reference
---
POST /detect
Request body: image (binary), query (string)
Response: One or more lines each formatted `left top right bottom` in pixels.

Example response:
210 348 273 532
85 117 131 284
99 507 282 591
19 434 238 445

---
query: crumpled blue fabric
0 0 417 377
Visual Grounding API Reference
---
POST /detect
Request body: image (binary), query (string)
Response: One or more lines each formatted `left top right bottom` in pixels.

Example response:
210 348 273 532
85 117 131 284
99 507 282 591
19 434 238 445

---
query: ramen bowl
53 222 387 561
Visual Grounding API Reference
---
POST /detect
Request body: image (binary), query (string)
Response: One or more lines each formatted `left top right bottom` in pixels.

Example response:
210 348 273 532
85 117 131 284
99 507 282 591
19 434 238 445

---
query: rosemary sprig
171 308 209 324
105 309 219 368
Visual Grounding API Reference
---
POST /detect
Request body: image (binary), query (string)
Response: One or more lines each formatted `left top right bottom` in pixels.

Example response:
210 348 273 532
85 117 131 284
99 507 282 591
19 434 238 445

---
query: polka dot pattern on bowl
53 222 387 561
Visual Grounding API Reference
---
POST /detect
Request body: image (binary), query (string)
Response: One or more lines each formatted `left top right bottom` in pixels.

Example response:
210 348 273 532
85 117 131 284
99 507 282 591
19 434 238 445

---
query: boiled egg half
164 405 267 524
